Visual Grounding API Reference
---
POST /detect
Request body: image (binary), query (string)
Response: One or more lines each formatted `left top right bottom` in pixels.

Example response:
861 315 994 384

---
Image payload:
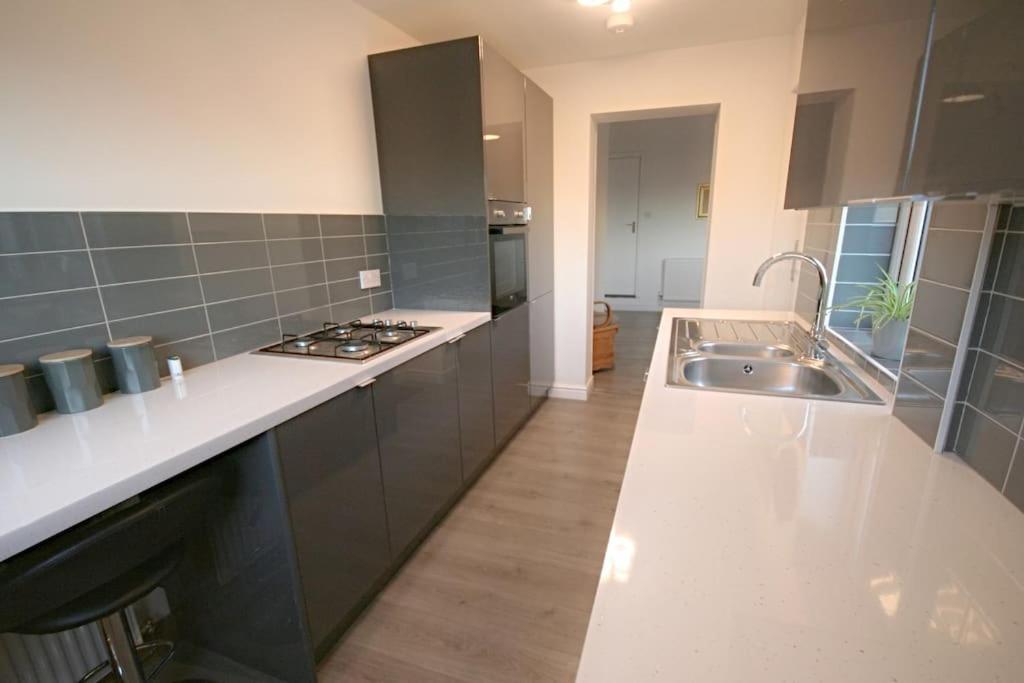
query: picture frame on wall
696 183 711 218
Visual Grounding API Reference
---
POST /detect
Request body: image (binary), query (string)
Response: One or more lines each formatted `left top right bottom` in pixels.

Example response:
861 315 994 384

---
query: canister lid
0 364 25 378
39 349 92 364
108 336 153 349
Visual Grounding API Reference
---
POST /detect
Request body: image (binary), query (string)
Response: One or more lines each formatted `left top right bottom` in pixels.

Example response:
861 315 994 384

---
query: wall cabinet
492 304 532 447
457 324 497 479
373 342 463 557
482 43 527 203
274 386 391 656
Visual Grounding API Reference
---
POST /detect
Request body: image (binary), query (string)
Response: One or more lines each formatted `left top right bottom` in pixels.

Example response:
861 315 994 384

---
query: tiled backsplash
0 211 392 412
892 199 989 449
829 205 899 329
948 202 1024 511
386 215 489 312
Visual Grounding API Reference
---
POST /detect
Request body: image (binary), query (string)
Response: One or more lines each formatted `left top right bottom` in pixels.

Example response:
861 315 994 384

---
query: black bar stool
0 469 217 682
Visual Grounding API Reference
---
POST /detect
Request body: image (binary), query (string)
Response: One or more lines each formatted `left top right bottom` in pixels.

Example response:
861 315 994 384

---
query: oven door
489 228 528 316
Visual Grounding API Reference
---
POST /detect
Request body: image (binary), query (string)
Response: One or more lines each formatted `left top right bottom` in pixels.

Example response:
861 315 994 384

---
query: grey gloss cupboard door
458 324 497 479
482 41 526 203
492 303 532 447
529 293 555 409
275 386 390 657
373 343 462 556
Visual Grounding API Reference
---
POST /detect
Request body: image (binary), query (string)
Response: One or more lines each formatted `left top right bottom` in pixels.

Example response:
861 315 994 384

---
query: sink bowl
681 357 843 397
694 341 796 359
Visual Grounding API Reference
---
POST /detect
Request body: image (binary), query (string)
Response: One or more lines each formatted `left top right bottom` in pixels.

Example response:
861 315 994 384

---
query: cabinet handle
357 378 376 389
447 334 467 345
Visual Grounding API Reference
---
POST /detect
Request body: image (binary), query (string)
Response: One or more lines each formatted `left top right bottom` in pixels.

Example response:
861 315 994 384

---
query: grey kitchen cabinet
785 0 934 208
274 385 391 657
482 42 527 203
457 323 497 479
373 342 463 557
528 293 555 410
492 303 532 447
903 0 1024 197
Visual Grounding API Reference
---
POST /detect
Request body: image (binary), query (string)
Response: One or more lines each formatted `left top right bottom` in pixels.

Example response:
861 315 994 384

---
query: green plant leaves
831 266 916 328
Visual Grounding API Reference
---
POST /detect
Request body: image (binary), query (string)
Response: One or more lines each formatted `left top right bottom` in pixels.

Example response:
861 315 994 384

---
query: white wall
0 0 417 212
596 114 716 311
526 33 807 395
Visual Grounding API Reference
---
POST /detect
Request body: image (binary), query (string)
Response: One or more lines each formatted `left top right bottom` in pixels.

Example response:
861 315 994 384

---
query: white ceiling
354 0 806 69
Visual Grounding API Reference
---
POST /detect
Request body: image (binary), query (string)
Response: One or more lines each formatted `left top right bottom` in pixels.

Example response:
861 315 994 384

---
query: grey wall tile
194 242 268 273
370 292 394 313
928 200 988 231
0 213 85 253
980 294 1024 366
91 245 197 284
0 324 110 374
901 328 957 398
841 225 895 254
109 307 209 346
994 232 1024 298
212 319 280 358
276 285 328 317
325 257 367 282
320 214 363 237
328 279 366 303
1009 206 1024 230
957 351 978 401
983 232 1005 290
264 214 320 239
368 254 391 273
267 238 323 266
331 299 372 323
911 280 969 345
836 254 889 283
83 212 189 248
954 406 1017 490
362 215 386 234
272 262 326 291
154 335 215 375
280 305 331 335
207 294 277 332
969 292 990 347
188 212 264 243
920 229 983 289
893 373 944 447
201 267 273 303
365 235 388 255
1003 452 1024 513
323 236 366 260
0 252 96 297
966 351 1024 433
101 277 204 321
0 289 105 341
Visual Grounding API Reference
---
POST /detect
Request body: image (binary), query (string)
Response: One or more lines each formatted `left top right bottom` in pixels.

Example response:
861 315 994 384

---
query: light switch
359 269 382 289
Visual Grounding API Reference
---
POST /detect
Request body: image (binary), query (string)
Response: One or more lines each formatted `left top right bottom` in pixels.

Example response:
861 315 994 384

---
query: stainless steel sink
667 318 883 404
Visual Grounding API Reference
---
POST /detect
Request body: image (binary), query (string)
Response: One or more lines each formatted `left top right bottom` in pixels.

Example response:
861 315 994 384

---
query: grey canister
0 364 38 436
39 349 104 414
108 336 161 394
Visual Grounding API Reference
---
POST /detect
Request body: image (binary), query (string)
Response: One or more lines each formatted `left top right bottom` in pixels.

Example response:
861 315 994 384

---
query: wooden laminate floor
319 311 661 682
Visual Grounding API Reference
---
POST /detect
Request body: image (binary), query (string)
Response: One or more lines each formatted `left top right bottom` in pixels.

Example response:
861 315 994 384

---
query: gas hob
255 319 436 362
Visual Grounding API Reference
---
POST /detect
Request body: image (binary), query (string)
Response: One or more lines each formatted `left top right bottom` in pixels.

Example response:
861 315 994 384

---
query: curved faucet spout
752 251 830 361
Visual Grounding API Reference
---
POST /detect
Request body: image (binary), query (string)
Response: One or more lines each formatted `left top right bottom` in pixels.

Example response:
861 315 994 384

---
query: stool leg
99 611 145 682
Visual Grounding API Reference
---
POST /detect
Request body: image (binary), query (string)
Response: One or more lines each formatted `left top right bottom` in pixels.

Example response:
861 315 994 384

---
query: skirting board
548 376 594 401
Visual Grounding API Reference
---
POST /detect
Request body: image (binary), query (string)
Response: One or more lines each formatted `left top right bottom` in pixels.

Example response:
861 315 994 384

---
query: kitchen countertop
576 308 1024 682
0 309 491 563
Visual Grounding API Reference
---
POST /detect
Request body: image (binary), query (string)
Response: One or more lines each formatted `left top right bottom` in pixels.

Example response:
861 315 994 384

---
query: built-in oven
488 200 530 317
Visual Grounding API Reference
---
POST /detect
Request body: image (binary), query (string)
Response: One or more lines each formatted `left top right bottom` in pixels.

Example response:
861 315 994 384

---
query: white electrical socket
359 269 382 289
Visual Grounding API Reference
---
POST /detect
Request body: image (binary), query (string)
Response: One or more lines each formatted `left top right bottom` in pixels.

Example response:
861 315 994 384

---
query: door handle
447 333 467 345
628 221 637 233
357 378 376 389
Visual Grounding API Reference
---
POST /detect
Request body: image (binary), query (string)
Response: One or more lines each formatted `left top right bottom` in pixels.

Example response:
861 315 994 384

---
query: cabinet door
525 77 554 299
482 41 526 203
904 0 1024 196
785 0 933 207
492 304 532 446
275 386 390 655
458 323 496 479
373 343 462 556
528 292 554 409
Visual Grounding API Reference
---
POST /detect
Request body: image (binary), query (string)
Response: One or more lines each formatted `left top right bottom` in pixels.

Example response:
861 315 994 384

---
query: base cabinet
373 342 463 558
457 323 497 479
274 386 391 657
492 304 532 446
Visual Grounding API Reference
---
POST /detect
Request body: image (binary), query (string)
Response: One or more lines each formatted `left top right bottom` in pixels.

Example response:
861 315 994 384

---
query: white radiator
660 258 704 303
0 626 107 682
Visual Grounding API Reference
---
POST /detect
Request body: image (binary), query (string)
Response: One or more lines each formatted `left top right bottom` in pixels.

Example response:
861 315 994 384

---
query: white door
602 155 641 297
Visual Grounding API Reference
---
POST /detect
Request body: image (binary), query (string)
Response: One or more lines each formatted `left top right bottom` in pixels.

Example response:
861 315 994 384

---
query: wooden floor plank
319 311 659 682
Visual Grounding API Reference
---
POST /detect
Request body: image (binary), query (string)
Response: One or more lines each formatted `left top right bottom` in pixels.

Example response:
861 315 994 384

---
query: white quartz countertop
576 308 1024 682
0 310 491 562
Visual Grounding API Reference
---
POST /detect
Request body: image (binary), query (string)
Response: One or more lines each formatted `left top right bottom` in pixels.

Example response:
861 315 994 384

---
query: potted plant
842 268 916 361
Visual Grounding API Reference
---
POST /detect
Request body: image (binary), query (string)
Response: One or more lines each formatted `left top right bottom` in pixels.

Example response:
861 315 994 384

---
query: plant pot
871 319 909 361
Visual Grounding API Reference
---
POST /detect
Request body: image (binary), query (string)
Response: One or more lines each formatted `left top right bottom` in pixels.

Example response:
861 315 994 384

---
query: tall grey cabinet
526 76 555 407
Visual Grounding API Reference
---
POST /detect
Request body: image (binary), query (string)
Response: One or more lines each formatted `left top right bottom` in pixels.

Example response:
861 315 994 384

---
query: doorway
594 109 718 311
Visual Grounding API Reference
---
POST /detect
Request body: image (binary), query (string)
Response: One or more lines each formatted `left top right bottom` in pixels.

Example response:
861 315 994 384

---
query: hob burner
338 339 370 353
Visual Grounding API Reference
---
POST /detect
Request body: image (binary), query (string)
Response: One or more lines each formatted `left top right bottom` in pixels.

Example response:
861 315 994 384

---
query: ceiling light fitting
607 12 634 33
611 0 631 11
483 133 501 141
577 0 610 6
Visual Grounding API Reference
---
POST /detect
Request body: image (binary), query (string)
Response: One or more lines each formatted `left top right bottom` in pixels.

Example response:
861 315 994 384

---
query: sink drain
743 364 754 375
